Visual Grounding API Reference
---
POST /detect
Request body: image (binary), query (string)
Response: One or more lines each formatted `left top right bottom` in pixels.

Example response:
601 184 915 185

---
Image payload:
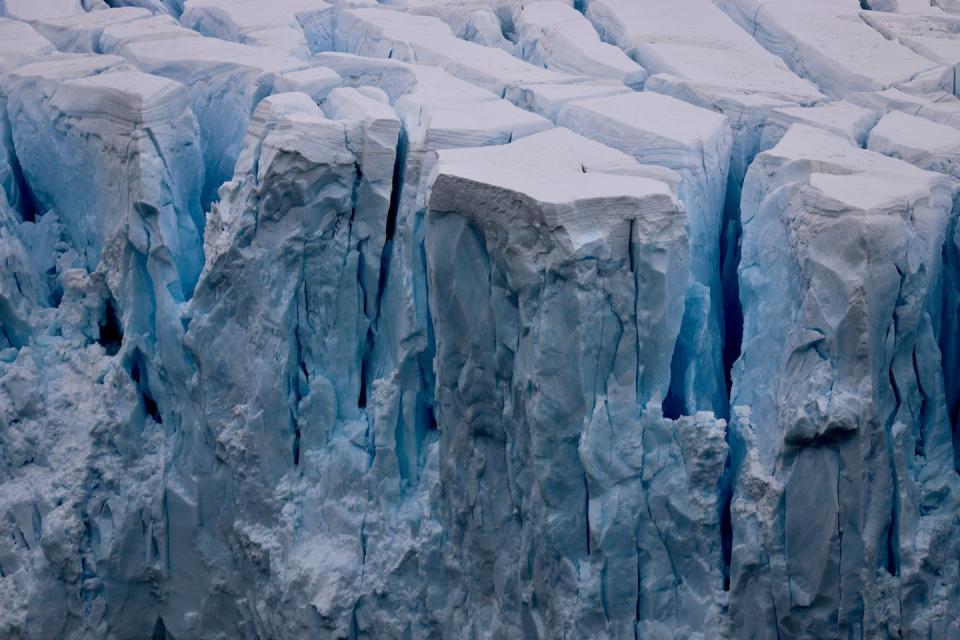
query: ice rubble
0 1 960 639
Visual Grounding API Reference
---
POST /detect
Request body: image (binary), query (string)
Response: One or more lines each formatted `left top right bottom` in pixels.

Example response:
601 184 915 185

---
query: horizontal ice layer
427 128 729 636
335 7 579 97
180 0 332 60
557 91 732 416
732 124 960 637
329 9 635 123
380 0 526 52
503 78 630 120
0 19 55 75
430 138 681 255
514 1 646 88
715 0 946 95
867 0 947 11
867 110 960 178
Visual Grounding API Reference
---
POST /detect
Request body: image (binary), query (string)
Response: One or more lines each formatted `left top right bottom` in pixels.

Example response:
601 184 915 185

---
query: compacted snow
1 1 960 639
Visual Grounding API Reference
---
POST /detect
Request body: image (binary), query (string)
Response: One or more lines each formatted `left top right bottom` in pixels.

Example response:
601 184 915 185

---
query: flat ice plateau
0 1 959 639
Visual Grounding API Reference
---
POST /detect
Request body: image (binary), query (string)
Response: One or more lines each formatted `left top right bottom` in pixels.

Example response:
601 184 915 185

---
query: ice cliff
0 1 959 639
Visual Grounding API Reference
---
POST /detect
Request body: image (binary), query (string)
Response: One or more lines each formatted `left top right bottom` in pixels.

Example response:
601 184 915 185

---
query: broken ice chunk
558 91 733 416
515 1 646 88
868 109 960 179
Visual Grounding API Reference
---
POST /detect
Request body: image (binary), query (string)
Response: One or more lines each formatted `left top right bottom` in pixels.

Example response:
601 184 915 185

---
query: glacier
0 1 959 639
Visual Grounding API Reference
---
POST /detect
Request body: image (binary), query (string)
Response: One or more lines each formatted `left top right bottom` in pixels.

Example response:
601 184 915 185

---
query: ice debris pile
0 0 959 638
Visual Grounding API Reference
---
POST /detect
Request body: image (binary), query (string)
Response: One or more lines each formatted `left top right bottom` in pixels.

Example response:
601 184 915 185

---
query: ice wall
1 2 959 639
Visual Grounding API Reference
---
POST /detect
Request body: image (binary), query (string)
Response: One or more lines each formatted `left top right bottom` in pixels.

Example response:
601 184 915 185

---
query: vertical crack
359 128 407 409
128 348 162 424
720 179 744 398
584 472 591 556
291 318 306 467
719 453 734 591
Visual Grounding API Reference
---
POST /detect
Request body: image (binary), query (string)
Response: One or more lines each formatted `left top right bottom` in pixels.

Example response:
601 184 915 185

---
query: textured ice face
2 2 960 639
425 129 731 637
731 124 960 638
557 91 733 417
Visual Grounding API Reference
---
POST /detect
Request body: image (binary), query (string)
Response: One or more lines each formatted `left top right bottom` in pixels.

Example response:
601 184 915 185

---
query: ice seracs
514 1 646 89
2 2 960 639
868 109 960 179
179 0 333 60
557 91 732 416
732 124 960 638
579 0 823 256
762 101 879 148
427 128 727 637
0 19 54 217
714 0 946 96
0 0 86 22
117 34 306 207
7 57 204 294
27 7 152 53
335 7 575 98
98 14 201 52
584 0 822 103
861 10 960 68
177 91 398 636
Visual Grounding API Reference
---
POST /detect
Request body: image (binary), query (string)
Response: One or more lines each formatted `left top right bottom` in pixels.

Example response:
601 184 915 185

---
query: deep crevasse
0 1 959 639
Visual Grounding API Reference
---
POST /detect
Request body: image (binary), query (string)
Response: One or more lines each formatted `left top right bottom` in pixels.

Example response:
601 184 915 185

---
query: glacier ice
556 90 732 417
179 0 332 61
868 109 960 178
425 127 728 637
714 0 947 96
513 1 646 89
731 124 960 638
1 2 960 639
